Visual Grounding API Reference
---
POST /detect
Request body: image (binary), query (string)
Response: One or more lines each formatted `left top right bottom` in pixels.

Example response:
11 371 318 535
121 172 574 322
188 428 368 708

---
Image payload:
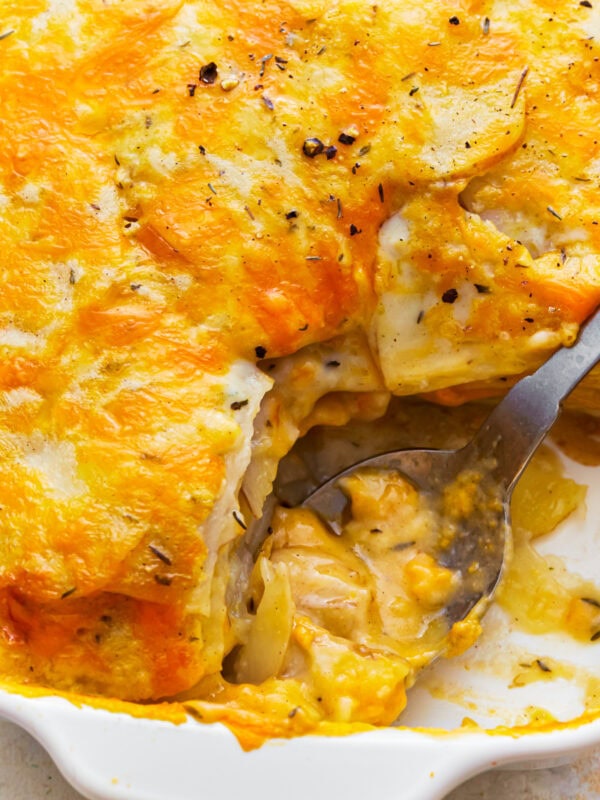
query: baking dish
1 689 599 800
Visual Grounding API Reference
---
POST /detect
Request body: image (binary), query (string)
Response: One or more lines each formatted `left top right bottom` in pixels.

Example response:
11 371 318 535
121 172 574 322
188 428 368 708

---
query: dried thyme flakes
149 544 172 565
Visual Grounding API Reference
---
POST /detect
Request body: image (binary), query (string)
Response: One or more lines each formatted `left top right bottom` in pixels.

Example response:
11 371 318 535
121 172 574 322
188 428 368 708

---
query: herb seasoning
199 62 218 84
547 205 563 221
303 138 325 157
510 67 529 109
149 545 172 565
338 132 356 145
259 54 273 77
442 288 459 303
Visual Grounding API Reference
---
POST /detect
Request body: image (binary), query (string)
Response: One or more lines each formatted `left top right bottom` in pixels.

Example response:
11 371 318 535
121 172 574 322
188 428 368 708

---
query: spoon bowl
302 446 509 630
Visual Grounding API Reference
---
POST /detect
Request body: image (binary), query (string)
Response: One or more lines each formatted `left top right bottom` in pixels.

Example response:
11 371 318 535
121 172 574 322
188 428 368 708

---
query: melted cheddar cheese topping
0 0 599 741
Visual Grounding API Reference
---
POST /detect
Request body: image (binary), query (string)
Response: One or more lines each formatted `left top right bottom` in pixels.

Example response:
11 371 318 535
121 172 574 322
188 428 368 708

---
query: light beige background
0 719 598 799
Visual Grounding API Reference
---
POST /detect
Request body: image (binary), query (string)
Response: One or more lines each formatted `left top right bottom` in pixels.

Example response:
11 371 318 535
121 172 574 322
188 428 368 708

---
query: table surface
0 718 598 800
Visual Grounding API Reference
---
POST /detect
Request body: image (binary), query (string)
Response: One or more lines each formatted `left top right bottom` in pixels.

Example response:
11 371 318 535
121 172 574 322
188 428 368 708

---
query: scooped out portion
182 402 591 748
184 466 484 747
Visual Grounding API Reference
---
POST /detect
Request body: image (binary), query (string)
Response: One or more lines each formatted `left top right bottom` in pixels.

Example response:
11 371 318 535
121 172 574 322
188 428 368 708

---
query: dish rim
0 688 598 800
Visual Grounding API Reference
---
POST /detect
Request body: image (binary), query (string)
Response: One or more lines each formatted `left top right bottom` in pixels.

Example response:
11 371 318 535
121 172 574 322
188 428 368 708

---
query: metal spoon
274 308 600 650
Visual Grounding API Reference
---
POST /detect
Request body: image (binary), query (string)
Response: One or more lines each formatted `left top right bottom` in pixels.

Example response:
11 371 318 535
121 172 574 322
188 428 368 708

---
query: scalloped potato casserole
1 0 600 745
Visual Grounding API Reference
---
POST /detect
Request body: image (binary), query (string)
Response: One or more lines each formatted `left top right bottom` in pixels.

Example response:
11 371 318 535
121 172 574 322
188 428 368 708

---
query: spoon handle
466 307 600 492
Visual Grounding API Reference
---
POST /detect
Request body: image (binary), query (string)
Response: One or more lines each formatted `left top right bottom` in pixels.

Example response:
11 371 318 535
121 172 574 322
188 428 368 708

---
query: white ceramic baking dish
0 691 599 800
